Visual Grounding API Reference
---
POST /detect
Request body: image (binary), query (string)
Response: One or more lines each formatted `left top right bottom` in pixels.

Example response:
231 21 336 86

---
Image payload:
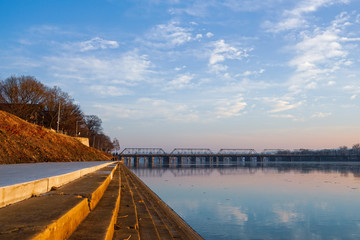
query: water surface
129 161 360 240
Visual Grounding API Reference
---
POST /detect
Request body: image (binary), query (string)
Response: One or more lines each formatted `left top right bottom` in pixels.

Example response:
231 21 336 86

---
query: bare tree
0 76 47 123
352 143 360 150
84 115 103 136
112 138 120 154
0 75 114 153
96 133 114 152
84 115 103 147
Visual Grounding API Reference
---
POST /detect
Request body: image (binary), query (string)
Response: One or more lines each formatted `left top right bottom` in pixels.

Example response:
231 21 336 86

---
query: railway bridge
119 148 357 167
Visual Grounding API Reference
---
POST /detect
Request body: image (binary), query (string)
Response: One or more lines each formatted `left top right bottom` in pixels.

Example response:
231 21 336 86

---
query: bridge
119 148 359 168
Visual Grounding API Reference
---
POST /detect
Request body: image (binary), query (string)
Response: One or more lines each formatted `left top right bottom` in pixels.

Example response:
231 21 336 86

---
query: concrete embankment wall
74 137 90 147
0 161 114 208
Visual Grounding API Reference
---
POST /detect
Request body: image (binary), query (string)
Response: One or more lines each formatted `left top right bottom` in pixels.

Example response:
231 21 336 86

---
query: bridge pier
146 156 152 167
162 156 170 168
133 157 139 168
176 156 182 166
190 156 196 167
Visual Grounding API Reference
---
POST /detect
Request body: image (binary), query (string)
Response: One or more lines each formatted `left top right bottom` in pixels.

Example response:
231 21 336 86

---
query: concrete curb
0 161 114 208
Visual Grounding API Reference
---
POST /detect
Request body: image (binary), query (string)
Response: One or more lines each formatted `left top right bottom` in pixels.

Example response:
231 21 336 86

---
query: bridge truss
218 149 257 155
120 148 166 155
170 148 213 155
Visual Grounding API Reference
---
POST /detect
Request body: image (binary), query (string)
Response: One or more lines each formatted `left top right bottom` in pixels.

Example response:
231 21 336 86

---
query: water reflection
126 159 360 178
129 161 360 240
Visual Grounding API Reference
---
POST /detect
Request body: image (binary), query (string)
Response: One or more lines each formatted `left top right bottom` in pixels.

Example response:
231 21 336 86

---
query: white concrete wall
75 137 90 147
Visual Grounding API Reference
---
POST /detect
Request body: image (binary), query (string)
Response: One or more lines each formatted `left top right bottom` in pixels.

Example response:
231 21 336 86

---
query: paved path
0 161 113 187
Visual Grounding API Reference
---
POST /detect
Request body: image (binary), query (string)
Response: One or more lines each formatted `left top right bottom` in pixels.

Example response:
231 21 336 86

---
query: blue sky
1 0 360 151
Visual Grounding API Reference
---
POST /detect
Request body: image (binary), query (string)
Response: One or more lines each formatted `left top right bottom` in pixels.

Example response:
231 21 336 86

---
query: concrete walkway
0 161 113 187
0 161 114 208
0 162 203 239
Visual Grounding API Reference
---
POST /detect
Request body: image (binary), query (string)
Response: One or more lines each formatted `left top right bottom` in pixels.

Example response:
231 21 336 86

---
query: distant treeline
0 75 120 153
267 144 360 155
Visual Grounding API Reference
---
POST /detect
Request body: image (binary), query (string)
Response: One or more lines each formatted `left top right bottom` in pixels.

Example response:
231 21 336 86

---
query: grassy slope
0 110 112 164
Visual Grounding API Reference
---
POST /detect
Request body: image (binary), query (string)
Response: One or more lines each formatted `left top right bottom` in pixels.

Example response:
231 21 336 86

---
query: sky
1 0 360 152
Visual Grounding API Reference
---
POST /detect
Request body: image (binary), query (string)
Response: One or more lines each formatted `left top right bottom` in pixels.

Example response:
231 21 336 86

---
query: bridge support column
176 156 182 166
205 156 210 166
163 156 170 168
146 156 151 167
190 156 196 166
133 157 139 167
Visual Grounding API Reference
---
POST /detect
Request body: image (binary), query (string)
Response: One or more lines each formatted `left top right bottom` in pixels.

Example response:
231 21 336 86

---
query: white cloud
45 51 153 85
77 37 119 52
214 78 275 95
93 104 139 119
145 20 199 48
270 114 295 119
344 84 360 98
195 33 203 40
164 73 194 90
290 30 346 71
175 0 287 17
265 0 350 32
88 85 131 97
340 37 360 42
174 65 186 71
311 112 332 118
209 64 228 74
215 95 247 119
264 97 303 113
209 40 247 65
236 69 265 77
288 12 354 92
206 32 214 38
208 40 250 73
94 98 199 122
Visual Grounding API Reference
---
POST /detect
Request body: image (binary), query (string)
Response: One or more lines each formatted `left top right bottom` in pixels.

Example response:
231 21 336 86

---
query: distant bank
0 110 111 164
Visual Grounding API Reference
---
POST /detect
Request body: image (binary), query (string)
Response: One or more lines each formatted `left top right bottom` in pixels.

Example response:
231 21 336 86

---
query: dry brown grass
0 110 112 164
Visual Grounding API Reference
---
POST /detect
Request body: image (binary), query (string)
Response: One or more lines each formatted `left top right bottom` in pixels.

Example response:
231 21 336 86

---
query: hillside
0 110 112 164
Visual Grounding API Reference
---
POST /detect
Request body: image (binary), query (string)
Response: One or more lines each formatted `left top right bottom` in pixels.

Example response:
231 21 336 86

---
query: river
127 160 360 239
